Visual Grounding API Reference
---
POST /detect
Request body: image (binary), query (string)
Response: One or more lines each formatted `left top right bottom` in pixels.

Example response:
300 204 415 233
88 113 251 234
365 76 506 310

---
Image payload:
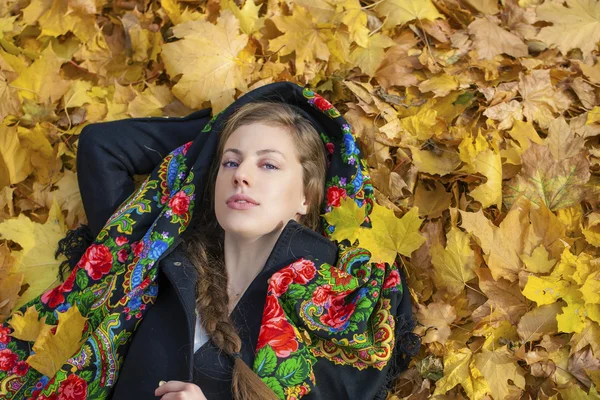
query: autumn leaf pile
0 0 599 398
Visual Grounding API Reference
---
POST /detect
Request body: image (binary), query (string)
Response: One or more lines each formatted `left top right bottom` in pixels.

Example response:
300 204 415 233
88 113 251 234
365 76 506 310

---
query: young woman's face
214 122 308 239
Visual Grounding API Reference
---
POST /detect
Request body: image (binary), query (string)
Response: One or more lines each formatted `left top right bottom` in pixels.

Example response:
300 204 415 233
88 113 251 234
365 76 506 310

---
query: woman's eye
222 161 238 168
263 163 279 170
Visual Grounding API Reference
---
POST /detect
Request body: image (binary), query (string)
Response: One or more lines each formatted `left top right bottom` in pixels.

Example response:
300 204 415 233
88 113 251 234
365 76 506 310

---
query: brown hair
181 101 327 399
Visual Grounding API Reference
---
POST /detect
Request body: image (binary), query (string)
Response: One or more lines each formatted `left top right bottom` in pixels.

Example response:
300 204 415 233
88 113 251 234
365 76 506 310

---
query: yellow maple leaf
408 145 462 176
223 0 264 35
470 148 503 209
350 33 395 77
23 0 97 43
8 305 52 342
10 43 70 105
431 227 476 297
323 196 365 243
0 197 67 310
536 0 600 59
507 120 543 152
27 305 88 377
359 205 425 265
374 0 445 30
161 10 250 113
337 0 370 47
473 348 526 399
519 245 557 274
269 5 332 77
419 75 459 97
0 124 33 185
432 347 490 399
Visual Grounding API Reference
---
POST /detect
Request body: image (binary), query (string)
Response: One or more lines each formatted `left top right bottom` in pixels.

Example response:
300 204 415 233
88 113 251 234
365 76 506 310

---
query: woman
0 82 418 399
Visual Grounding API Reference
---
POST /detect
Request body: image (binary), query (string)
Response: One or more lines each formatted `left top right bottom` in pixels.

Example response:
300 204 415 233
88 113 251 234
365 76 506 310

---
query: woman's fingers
154 380 189 396
154 380 207 399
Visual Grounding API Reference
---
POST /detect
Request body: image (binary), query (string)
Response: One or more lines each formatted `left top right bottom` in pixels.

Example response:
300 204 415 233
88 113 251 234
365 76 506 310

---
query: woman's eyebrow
223 148 286 159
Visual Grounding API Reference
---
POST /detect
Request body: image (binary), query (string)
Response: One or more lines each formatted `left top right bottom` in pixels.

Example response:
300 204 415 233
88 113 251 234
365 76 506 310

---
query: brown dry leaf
536 0 600 60
518 69 571 129
416 300 457 344
517 302 562 343
474 347 526 399
467 16 528 60
503 142 591 211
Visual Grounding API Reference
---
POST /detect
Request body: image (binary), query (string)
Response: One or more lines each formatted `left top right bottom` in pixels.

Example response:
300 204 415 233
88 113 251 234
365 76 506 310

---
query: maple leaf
468 16 528 60
506 120 543 151
517 302 562 342
222 0 264 35
415 300 457 345
459 199 535 282
333 0 369 47
0 124 33 185
374 0 445 30
10 45 70 105
474 348 526 399
27 305 88 377
323 196 365 244
407 145 462 176
375 31 422 89
359 204 425 265
23 0 97 43
430 227 476 297
517 70 571 129
161 10 250 113
504 142 591 211
8 305 52 342
0 198 67 309
268 6 332 77
350 33 395 78
536 0 600 59
432 347 489 399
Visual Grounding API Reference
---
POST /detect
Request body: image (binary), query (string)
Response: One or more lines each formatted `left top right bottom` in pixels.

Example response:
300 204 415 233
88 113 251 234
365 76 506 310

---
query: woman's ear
297 195 308 216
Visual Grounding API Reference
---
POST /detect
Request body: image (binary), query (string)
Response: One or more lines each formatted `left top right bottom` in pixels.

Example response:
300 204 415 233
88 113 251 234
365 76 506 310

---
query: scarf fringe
372 315 421 400
54 224 94 283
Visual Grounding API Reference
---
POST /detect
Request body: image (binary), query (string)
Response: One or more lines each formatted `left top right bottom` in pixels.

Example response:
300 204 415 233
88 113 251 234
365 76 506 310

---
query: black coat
76 111 412 400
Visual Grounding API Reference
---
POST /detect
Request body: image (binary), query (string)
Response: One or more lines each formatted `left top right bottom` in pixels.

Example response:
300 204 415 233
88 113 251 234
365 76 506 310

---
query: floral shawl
0 82 419 399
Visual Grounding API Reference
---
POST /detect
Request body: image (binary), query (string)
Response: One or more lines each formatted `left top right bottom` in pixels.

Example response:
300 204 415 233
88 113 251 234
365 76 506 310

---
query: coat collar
160 218 338 363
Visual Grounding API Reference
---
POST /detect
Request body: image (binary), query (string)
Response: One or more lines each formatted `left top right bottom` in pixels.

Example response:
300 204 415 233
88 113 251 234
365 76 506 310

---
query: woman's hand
155 380 208 399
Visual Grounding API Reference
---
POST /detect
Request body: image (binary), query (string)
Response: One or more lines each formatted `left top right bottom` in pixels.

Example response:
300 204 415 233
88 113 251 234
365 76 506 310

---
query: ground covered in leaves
0 0 599 399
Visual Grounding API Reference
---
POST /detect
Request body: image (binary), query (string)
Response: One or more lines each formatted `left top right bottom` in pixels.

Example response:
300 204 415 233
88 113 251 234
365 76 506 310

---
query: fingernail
159 380 166 387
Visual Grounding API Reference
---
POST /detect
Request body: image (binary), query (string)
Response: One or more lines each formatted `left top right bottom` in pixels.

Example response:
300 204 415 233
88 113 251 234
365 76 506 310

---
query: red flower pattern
41 270 76 308
320 293 356 330
13 360 29 376
115 236 128 246
57 374 88 400
383 269 400 290
168 191 190 216
80 244 113 281
0 349 18 371
313 95 334 112
326 186 347 207
0 326 11 344
256 295 298 357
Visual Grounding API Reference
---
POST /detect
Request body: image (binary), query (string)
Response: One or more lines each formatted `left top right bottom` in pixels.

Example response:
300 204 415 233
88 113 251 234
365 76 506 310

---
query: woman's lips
227 201 259 210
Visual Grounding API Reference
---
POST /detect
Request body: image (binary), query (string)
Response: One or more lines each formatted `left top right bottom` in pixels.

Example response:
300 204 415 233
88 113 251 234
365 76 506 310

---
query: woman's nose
232 162 251 186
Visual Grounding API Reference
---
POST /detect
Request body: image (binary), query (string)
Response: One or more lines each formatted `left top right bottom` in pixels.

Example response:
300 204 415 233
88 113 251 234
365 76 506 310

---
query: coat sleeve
76 109 212 237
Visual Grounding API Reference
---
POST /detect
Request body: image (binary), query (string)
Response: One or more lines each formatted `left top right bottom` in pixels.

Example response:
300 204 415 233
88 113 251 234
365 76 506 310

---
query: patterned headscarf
0 82 419 399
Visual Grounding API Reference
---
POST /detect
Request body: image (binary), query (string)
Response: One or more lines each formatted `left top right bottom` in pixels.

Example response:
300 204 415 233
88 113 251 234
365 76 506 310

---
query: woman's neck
223 225 285 308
